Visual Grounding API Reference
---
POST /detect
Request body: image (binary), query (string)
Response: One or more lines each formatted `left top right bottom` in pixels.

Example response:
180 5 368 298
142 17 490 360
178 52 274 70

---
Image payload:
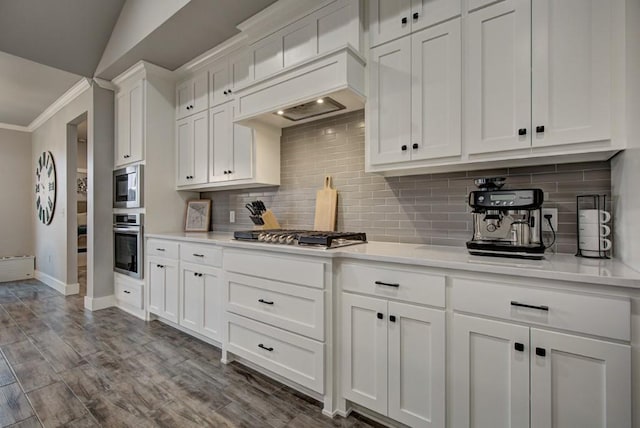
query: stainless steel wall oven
113 213 143 278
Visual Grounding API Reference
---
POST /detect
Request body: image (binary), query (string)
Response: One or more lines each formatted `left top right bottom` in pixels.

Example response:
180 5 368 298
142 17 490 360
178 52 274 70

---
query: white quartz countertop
147 232 640 289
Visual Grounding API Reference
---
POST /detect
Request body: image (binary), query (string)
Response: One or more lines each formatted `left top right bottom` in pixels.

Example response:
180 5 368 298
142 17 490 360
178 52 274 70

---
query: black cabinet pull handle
228 170 232 174
156 248 165 252
514 342 525 352
377 312 384 320
412 143 419 149
228 89 233 93
258 299 274 305
401 145 407 151
375 281 399 288
123 290 131 294
223 90 228 95
193 254 204 258
518 128 527 136
389 315 396 323
401 17 407 24
536 347 546 357
511 301 549 311
536 125 545 133
258 344 273 352
156 264 164 268
413 12 419 20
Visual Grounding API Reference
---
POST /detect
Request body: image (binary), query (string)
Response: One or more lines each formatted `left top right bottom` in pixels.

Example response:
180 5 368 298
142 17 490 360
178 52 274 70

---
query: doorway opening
76 121 88 295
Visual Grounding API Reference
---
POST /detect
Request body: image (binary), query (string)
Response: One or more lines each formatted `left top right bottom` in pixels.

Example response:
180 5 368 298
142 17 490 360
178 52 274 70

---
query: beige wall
204 110 612 254
0 128 33 257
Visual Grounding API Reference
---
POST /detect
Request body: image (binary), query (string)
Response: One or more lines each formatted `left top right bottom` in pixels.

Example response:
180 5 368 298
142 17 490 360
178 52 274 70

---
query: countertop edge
146 233 640 289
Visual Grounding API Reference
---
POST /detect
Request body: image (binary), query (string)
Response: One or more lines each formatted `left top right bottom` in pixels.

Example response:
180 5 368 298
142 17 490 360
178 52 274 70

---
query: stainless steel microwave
113 165 143 208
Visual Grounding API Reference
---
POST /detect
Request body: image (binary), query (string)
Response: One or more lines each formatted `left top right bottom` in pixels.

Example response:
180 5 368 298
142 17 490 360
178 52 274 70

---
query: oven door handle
113 227 141 233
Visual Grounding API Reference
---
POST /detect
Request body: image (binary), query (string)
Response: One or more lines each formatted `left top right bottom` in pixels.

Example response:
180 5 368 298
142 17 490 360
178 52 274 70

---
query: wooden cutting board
314 175 338 231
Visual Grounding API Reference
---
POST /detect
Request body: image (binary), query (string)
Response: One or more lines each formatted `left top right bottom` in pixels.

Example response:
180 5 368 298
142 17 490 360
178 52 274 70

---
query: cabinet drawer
452 278 630 341
224 250 325 289
147 239 179 259
115 280 144 309
226 272 324 340
339 261 445 308
226 313 324 393
180 243 222 267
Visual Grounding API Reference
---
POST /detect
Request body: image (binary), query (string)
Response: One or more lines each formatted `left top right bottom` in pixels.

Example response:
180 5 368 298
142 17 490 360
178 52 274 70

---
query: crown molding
28 77 92 132
112 60 174 88
93 77 118 91
0 122 30 132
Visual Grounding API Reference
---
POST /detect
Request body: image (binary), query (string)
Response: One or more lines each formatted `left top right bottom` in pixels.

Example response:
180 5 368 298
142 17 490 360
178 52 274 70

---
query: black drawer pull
156 264 164 268
375 281 399 288
377 312 384 320
193 254 204 258
536 125 545 133
123 290 131 294
401 17 408 24
156 248 165 252
510 301 549 311
536 347 546 357
258 299 274 305
389 315 396 323
514 342 525 352
413 12 419 20
258 344 273 352
518 128 527 136
401 145 407 151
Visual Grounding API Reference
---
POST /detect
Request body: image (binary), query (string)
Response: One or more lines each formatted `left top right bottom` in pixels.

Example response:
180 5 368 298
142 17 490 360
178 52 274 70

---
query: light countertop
147 232 640 289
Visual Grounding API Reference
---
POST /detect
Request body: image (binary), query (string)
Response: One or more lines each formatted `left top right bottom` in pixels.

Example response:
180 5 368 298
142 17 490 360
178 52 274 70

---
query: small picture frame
184 199 211 232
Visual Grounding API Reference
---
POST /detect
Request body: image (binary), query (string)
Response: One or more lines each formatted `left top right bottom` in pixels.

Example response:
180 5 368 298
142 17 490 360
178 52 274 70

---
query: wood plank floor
0 280 384 428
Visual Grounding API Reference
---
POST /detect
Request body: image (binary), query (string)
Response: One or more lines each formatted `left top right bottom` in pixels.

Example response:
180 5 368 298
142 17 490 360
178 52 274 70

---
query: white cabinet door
230 49 253 91
176 72 208 119
115 81 144 166
176 111 208 186
209 104 231 182
229 122 254 181
388 302 445 428
530 328 631 428
253 35 284 81
465 0 531 155
531 0 611 148
369 0 412 47
453 314 530 428
341 293 388 416
410 0 461 33
209 60 231 108
180 266 203 332
411 19 461 161
369 37 412 165
148 258 178 323
282 16 317 69
202 268 222 341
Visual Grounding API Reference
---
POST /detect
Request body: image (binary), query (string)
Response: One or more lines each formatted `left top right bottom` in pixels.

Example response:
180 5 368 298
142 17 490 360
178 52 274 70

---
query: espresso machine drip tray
466 240 546 260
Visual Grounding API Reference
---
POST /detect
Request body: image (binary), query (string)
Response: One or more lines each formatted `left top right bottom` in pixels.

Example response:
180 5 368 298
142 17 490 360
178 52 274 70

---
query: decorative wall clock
35 151 57 225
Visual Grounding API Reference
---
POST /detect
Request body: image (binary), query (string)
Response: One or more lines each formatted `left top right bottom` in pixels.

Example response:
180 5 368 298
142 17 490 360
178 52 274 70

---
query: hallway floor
0 280 382 428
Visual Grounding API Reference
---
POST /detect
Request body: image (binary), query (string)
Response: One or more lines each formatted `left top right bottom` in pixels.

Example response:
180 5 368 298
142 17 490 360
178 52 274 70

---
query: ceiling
0 0 277 128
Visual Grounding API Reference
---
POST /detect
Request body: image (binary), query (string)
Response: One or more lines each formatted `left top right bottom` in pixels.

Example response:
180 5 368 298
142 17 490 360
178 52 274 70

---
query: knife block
260 209 281 229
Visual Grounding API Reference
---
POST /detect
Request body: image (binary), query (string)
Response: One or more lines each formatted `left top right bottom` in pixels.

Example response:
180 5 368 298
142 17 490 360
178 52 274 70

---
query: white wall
95 0 190 77
612 0 640 272
0 128 33 257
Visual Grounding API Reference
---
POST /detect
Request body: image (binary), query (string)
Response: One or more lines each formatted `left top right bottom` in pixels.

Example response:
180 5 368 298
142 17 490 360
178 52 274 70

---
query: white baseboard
35 270 79 295
84 294 116 311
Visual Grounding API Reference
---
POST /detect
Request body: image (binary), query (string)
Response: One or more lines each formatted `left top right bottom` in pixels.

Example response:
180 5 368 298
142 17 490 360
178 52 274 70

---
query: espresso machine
466 178 546 259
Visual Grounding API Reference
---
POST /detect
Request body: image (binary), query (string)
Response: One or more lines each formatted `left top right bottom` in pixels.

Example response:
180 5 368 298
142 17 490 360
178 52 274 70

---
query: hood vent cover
275 97 346 122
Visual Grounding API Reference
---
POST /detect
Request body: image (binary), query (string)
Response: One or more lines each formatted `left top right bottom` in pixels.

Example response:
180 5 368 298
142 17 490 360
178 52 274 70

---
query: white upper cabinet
466 0 614 155
369 0 461 47
531 0 611 147
209 60 231 108
209 103 254 183
370 19 462 165
369 37 412 165
229 48 254 91
176 71 208 120
465 0 531 155
115 80 144 167
176 110 208 186
282 16 317 69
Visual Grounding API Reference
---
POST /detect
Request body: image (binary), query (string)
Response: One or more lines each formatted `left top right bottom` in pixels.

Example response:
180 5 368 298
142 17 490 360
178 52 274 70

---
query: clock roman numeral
48 198 53 210
48 164 53 177
48 182 55 191
36 197 41 208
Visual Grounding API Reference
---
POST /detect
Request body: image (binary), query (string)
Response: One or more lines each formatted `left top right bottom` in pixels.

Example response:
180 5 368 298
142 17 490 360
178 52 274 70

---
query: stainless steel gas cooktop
233 229 367 249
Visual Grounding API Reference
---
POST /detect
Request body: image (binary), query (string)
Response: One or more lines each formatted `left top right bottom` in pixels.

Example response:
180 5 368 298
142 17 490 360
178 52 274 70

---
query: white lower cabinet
147 256 179 323
452 278 631 428
342 293 445 428
179 262 222 341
